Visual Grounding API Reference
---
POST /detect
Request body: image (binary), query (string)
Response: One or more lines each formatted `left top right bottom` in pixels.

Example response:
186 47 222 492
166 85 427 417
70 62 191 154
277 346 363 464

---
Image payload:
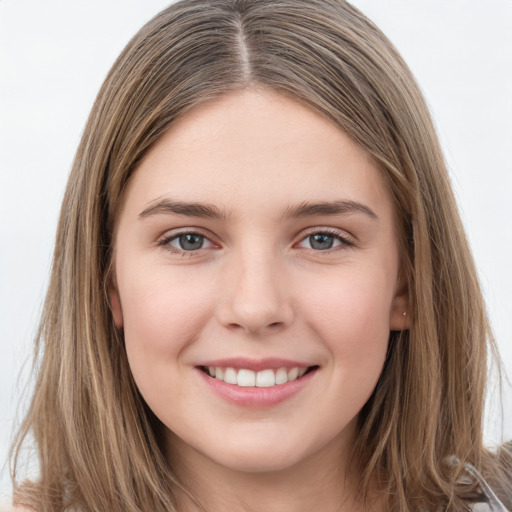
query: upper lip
196 357 314 372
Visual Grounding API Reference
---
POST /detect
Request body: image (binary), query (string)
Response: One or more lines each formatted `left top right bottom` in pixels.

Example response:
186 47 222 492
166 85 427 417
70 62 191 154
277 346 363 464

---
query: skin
111 89 409 512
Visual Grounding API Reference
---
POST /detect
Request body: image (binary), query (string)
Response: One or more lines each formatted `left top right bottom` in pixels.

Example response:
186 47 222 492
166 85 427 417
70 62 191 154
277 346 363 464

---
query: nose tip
216 259 294 336
224 303 290 335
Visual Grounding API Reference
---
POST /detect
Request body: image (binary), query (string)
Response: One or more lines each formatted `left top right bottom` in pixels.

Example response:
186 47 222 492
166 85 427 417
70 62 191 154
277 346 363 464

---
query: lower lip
196 368 317 408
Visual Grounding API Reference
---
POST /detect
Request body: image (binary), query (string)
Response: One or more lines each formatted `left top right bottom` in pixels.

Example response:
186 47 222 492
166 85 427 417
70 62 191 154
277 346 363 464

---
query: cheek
298 265 394 362
118 265 215 375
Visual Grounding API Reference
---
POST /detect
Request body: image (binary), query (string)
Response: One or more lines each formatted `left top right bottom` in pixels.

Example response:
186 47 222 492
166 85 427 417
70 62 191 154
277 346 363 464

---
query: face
111 90 408 476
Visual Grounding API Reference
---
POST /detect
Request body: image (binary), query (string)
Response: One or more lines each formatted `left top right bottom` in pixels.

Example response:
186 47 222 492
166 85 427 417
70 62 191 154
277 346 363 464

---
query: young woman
9 1 512 510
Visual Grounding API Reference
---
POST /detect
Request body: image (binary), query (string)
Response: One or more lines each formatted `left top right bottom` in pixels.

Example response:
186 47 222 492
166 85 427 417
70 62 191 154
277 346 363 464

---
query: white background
1 0 511 498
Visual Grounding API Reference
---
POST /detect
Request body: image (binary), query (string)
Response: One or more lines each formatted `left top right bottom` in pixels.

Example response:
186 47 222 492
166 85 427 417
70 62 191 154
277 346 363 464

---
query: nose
216 250 294 336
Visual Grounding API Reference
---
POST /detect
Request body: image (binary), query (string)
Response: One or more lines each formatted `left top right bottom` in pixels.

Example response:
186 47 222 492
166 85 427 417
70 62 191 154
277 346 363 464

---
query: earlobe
109 285 124 329
389 272 410 331
390 300 410 331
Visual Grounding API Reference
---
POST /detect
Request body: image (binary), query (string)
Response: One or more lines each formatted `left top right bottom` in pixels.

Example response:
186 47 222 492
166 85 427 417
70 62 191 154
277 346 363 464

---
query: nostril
227 322 246 331
226 321 283 333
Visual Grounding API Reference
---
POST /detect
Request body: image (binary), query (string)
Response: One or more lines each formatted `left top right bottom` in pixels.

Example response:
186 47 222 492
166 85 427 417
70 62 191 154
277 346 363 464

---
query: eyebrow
138 198 378 222
282 200 378 220
139 198 228 220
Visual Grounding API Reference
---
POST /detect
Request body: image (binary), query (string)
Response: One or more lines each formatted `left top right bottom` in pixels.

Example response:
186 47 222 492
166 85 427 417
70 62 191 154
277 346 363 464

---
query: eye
159 231 216 253
296 231 353 251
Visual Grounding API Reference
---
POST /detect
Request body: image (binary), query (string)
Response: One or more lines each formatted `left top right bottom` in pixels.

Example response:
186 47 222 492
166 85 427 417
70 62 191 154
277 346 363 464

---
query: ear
109 283 124 329
389 269 410 331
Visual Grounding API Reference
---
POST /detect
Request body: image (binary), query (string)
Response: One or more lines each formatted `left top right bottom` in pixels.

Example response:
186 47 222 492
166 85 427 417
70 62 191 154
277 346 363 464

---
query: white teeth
205 366 312 387
256 369 276 387
237 369 256 387
287 367 299 381
224 367 237 385
275 367 288 385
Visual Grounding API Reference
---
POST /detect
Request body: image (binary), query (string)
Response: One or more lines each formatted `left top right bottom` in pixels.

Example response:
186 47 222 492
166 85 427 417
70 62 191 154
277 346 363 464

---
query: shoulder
0 498 36 512
462 461 511 512
471 502 507 512
0 506 34 512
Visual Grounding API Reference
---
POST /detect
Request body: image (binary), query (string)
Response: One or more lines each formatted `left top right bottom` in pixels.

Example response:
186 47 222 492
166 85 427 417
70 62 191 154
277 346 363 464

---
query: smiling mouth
199 366 318 388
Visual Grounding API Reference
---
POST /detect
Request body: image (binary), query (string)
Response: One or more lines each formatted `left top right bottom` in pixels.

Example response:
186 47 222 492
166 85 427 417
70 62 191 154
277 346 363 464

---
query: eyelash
157 229 216 256
157 228 355 255
297 228 355 252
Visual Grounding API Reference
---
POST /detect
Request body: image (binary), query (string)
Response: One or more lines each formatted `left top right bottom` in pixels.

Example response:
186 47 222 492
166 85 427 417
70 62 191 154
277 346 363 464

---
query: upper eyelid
294 233 356 259
156 225 355 247
295 226 355 241
157 230 219 256
158 227 216 242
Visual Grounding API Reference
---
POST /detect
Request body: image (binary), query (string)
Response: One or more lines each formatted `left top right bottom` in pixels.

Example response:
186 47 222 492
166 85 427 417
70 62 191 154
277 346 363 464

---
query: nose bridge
218 244 292 334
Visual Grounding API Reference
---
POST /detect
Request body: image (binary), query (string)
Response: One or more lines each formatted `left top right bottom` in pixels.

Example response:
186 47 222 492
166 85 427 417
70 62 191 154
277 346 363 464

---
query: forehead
120 89 394 222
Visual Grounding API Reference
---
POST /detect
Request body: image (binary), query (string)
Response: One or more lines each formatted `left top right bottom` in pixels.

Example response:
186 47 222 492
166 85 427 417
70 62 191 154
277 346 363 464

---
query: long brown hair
11 1 511 510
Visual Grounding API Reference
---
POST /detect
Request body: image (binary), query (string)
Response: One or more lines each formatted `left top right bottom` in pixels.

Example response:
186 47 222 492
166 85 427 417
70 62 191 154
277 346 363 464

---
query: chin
200 428 332 475
211 447 308 474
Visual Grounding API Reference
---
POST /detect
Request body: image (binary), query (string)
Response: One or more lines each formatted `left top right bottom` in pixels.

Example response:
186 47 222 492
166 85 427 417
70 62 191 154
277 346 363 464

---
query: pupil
179 234 203 250
310 233 334 250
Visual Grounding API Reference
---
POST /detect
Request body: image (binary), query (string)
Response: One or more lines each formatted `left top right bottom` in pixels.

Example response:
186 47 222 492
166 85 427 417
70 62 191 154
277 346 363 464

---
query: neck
166 431 377 512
